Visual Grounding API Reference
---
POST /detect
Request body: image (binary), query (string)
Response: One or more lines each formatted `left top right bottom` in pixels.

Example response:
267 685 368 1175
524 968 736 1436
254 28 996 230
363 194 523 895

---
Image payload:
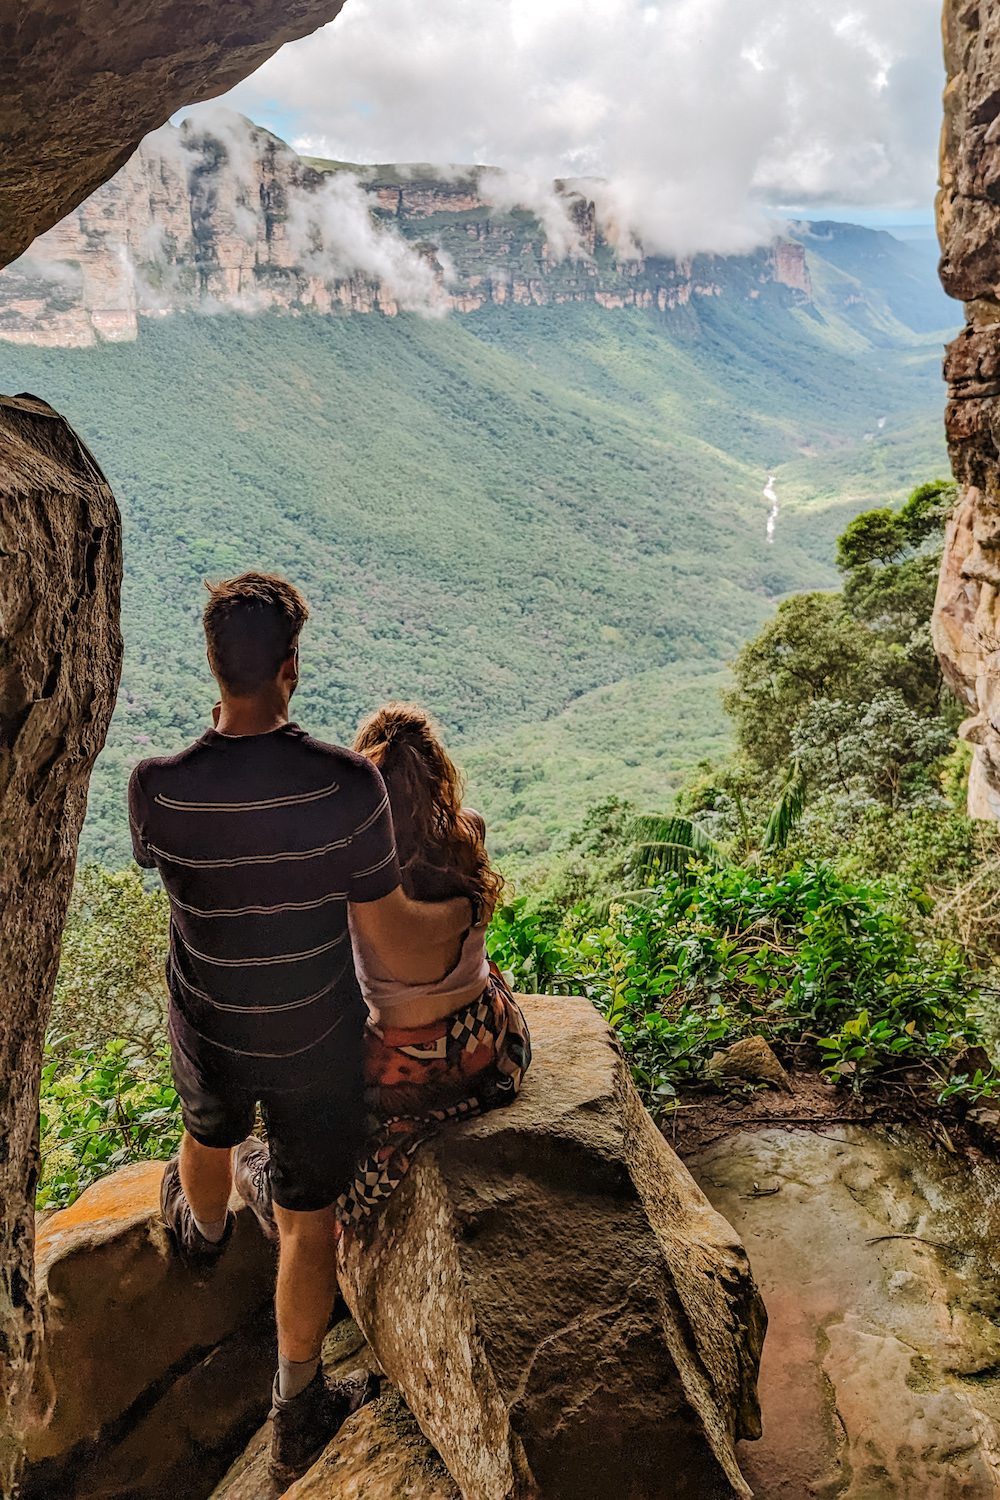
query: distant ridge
0 112 818 348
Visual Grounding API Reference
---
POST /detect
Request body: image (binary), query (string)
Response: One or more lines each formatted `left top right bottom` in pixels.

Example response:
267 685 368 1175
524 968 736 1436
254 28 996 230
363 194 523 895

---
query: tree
792 691 953 808
724 480 957 775
722 592 874 771
838 480 956 713
50 865 170 1058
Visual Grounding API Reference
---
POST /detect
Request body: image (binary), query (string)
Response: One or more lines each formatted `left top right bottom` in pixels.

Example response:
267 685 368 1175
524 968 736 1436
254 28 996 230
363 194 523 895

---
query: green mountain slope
796 221 955 336
0 233 955 866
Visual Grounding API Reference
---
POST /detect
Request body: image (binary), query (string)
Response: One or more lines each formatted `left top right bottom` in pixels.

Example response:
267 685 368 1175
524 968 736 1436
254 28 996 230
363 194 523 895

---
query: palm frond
623 814 721 853
623 814 732 883
762 761 808 852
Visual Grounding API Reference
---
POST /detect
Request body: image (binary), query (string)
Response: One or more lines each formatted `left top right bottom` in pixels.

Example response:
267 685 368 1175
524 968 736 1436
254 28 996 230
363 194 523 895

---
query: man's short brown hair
203 573 309 694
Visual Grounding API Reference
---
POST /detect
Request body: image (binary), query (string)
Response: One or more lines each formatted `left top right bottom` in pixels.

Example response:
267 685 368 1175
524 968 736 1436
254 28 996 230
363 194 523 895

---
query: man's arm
128 767 157 869
349 886 473 985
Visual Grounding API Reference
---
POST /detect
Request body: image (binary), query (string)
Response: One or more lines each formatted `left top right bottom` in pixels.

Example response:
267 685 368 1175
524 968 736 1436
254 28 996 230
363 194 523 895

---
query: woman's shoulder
403 856 472 903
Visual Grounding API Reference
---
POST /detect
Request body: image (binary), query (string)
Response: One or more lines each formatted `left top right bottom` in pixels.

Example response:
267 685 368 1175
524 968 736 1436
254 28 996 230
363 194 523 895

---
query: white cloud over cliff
191 0 944 258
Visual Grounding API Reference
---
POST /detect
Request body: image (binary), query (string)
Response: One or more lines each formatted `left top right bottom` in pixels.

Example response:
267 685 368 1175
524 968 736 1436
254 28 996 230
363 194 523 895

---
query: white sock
278 1354 320 1401
192 1214 228 1244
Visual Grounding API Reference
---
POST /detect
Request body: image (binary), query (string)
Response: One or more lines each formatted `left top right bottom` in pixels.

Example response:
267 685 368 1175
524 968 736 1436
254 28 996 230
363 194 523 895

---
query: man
128 573 471 1488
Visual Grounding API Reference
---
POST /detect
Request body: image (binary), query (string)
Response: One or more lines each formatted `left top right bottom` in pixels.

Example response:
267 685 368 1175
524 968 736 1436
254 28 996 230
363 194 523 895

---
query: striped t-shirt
128 723 400 1089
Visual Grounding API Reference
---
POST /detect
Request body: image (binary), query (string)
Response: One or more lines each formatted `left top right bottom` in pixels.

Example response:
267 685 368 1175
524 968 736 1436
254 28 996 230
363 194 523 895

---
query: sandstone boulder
0 393 122 1495
335 993 765 1500
53 1303 278 1500
708 1036 792 1093
22 1159 277 1496
690 1125 1000 1498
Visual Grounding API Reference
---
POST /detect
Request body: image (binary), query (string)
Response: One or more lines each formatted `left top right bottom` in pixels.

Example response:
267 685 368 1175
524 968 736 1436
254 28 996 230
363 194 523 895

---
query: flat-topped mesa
0 114 812 349
934 1 1000 819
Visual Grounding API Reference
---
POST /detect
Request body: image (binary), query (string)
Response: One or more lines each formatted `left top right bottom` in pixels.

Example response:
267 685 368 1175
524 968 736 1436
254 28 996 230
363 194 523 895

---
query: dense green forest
0 223 954 866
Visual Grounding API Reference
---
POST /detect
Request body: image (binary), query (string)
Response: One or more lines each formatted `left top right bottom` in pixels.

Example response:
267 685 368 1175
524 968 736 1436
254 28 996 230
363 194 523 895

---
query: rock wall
934 1 1000 818
0 115 813 349
0 396 122 1497
0 0 349 269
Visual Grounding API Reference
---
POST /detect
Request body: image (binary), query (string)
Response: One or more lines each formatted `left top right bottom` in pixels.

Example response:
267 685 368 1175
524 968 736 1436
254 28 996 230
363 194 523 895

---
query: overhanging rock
336 993 766 1500
1 0 351 267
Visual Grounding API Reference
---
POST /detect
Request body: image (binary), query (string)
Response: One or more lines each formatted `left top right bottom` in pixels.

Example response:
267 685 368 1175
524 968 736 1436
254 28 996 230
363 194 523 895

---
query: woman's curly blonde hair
353 702 503 914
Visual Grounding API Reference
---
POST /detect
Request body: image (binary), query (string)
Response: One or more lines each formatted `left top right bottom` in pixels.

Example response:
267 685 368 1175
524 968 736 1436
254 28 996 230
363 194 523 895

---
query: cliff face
0 116 812 349
934 1 1000 820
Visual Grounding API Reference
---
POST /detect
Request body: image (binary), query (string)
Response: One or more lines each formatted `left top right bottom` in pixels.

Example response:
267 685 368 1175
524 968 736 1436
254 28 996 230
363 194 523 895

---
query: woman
335 702 531 1230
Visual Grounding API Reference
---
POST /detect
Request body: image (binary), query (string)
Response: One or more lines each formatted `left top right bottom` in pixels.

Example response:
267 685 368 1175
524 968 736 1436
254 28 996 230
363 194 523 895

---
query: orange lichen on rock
36 1160 164 1252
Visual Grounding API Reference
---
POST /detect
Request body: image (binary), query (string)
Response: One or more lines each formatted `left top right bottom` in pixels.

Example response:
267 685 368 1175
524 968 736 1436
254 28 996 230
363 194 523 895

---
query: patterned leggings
336 966 531 1230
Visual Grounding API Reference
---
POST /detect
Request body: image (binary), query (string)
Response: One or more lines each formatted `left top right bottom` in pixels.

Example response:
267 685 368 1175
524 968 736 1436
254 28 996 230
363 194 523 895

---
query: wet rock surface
335 993 766 1500
0 393 122 1494
0 0 350 267
690 1125 1000 1498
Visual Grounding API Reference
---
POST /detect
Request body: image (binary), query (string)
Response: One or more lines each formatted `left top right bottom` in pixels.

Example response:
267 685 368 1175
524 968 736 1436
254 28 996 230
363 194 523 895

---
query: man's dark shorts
168 1007 367 1213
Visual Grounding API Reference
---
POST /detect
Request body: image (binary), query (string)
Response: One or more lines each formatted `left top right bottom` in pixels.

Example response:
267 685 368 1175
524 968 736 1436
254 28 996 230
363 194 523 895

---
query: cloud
195 0 943 259
117 110 446 315
286 165 450 311
477 170 588 261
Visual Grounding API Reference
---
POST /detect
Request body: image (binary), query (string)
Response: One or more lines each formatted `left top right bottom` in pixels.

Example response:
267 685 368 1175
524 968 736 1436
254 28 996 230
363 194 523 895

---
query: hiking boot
269 1366 379 1488
233 1137 280 1242
159 1158 233 1271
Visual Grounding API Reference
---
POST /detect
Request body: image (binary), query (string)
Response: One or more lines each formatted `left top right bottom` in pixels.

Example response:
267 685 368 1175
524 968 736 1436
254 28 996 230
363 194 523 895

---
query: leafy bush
39 1041 181 1210
492 864 985 1115
486 897 580 994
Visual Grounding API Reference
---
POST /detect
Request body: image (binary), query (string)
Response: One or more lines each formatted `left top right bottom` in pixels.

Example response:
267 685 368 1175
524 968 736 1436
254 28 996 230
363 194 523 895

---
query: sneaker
159 1158 233 1271
268 1366 379 1488
233 1137 280 1242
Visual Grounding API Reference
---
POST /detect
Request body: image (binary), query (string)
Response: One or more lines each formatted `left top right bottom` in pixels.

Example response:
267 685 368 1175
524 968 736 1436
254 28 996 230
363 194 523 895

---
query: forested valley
41 481 1000 1205
6 215 985 1201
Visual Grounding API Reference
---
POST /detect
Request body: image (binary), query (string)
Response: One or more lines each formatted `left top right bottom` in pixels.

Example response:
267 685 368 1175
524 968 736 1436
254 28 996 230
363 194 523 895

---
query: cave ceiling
0 0 348 269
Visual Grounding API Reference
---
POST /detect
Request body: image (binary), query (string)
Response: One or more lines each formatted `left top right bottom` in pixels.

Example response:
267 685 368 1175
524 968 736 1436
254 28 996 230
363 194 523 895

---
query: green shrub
39 1041 181 1210
492 863 985 1115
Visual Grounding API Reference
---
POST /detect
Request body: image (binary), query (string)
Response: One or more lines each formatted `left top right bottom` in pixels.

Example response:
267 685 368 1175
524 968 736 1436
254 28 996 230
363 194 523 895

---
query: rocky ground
21 996 764 1500
676 1047 1000 1499
19 1013 1000 1500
